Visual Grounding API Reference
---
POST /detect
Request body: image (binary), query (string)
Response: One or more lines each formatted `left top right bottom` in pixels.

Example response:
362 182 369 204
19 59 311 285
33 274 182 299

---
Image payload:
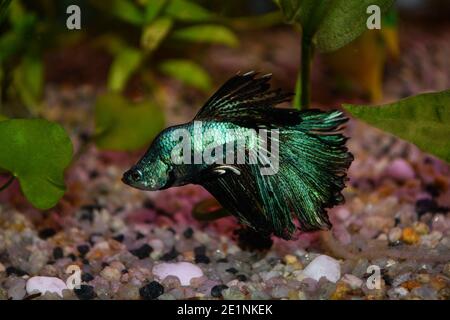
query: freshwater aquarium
0 0 449 306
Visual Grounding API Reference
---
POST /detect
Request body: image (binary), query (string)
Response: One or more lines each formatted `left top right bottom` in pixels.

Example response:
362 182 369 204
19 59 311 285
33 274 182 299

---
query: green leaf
164 0 213 22
0 119 73 209
343 90 450 163
275 0 330 37
110 0 145 25
159 59 212 92
94 93 165 151
0 0 12 25
315 0 395 52
107 47 143 92
13 54 44 113
144 0 167 23
141 17 172 52
172 24 238 47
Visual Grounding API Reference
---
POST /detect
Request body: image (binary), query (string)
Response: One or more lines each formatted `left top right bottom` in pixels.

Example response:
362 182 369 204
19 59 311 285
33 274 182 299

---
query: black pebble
112 234 125 242
211 285 228 298
130 244 153 259
225 267 238 274
135 232 145 240
53 247 64 260
68 253 77 261
77 244 90 256
139 281 164 300
195 254 210 264
38 228 56 239
82 259 90 265
425 183 440 198
89 170 99 179
160 247 179 261
194 245 206 256
81 273 94 282
236 274 247 282
6 266 28 277
415 198 448 217
74 285 96 300
79 204 102 223
183 227 194 239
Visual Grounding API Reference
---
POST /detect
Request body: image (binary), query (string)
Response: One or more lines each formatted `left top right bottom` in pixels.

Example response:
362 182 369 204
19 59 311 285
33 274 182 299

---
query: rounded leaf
159 59 212 92
172 24 238 47
0 119 73 209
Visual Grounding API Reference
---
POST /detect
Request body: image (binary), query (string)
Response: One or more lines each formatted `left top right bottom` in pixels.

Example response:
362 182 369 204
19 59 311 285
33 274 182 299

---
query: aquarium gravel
0 118 449 300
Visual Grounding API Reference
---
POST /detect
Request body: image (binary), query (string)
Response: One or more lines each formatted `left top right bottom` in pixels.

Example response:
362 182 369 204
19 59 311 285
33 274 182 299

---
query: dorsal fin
194 71 293 124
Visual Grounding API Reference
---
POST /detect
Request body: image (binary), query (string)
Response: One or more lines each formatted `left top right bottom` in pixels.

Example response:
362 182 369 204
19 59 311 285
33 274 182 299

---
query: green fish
123 72 353 239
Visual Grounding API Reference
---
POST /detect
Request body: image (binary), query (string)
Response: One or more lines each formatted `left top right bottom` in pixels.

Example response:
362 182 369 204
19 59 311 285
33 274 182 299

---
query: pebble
152 262 203 286
7 278 26 300
401 228 420 244
100 266 122 282
342 274 363 289
385 159 415 181
302 255 341 283
271 285 290 298
388 227 402 243
411 285 437 300
0 262 5 273
211 284 228 298
74 285 96 300
130 244 153 259
116 283 140 300
26 276 68 298
139 281 164 300
222 286 245 300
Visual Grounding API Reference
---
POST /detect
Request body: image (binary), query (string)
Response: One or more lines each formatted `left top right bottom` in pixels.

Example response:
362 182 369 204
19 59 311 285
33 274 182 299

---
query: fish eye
130 170 143 181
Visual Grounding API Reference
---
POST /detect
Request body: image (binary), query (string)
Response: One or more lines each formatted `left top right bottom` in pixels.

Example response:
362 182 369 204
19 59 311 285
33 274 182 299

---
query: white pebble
302 255 341 283
384 159 415 181
152 262 203 286
26 276 67 297
342 274 363 289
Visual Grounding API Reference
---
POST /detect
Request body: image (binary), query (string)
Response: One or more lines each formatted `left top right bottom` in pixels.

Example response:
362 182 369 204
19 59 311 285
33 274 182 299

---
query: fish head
122 154 171 191
122 126 185 191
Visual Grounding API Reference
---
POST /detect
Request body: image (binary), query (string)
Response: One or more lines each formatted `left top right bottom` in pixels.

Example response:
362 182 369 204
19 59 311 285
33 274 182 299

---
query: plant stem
0 174 14 192
300 36 313 109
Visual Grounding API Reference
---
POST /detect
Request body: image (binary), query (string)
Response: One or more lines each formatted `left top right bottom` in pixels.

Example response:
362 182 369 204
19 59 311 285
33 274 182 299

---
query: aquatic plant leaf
13 54 44 113
172 24 238 47
141 17 172 52
315 0 395 52
0 119 73 209
343 90 450 163
159 59 212 92
164 0 213 22
0 0 11 24
144 0 167 23
274 0 394 52
110 0 144 25
107 46 143 92
274 0 330 37
94 93 165 151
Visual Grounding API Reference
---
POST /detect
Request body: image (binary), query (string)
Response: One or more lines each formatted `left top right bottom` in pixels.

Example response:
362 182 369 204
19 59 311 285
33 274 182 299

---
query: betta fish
123 72 353 239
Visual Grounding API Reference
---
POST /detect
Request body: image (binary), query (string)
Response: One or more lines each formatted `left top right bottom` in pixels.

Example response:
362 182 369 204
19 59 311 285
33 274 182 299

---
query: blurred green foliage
94 92 165 151
91 0 238 94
